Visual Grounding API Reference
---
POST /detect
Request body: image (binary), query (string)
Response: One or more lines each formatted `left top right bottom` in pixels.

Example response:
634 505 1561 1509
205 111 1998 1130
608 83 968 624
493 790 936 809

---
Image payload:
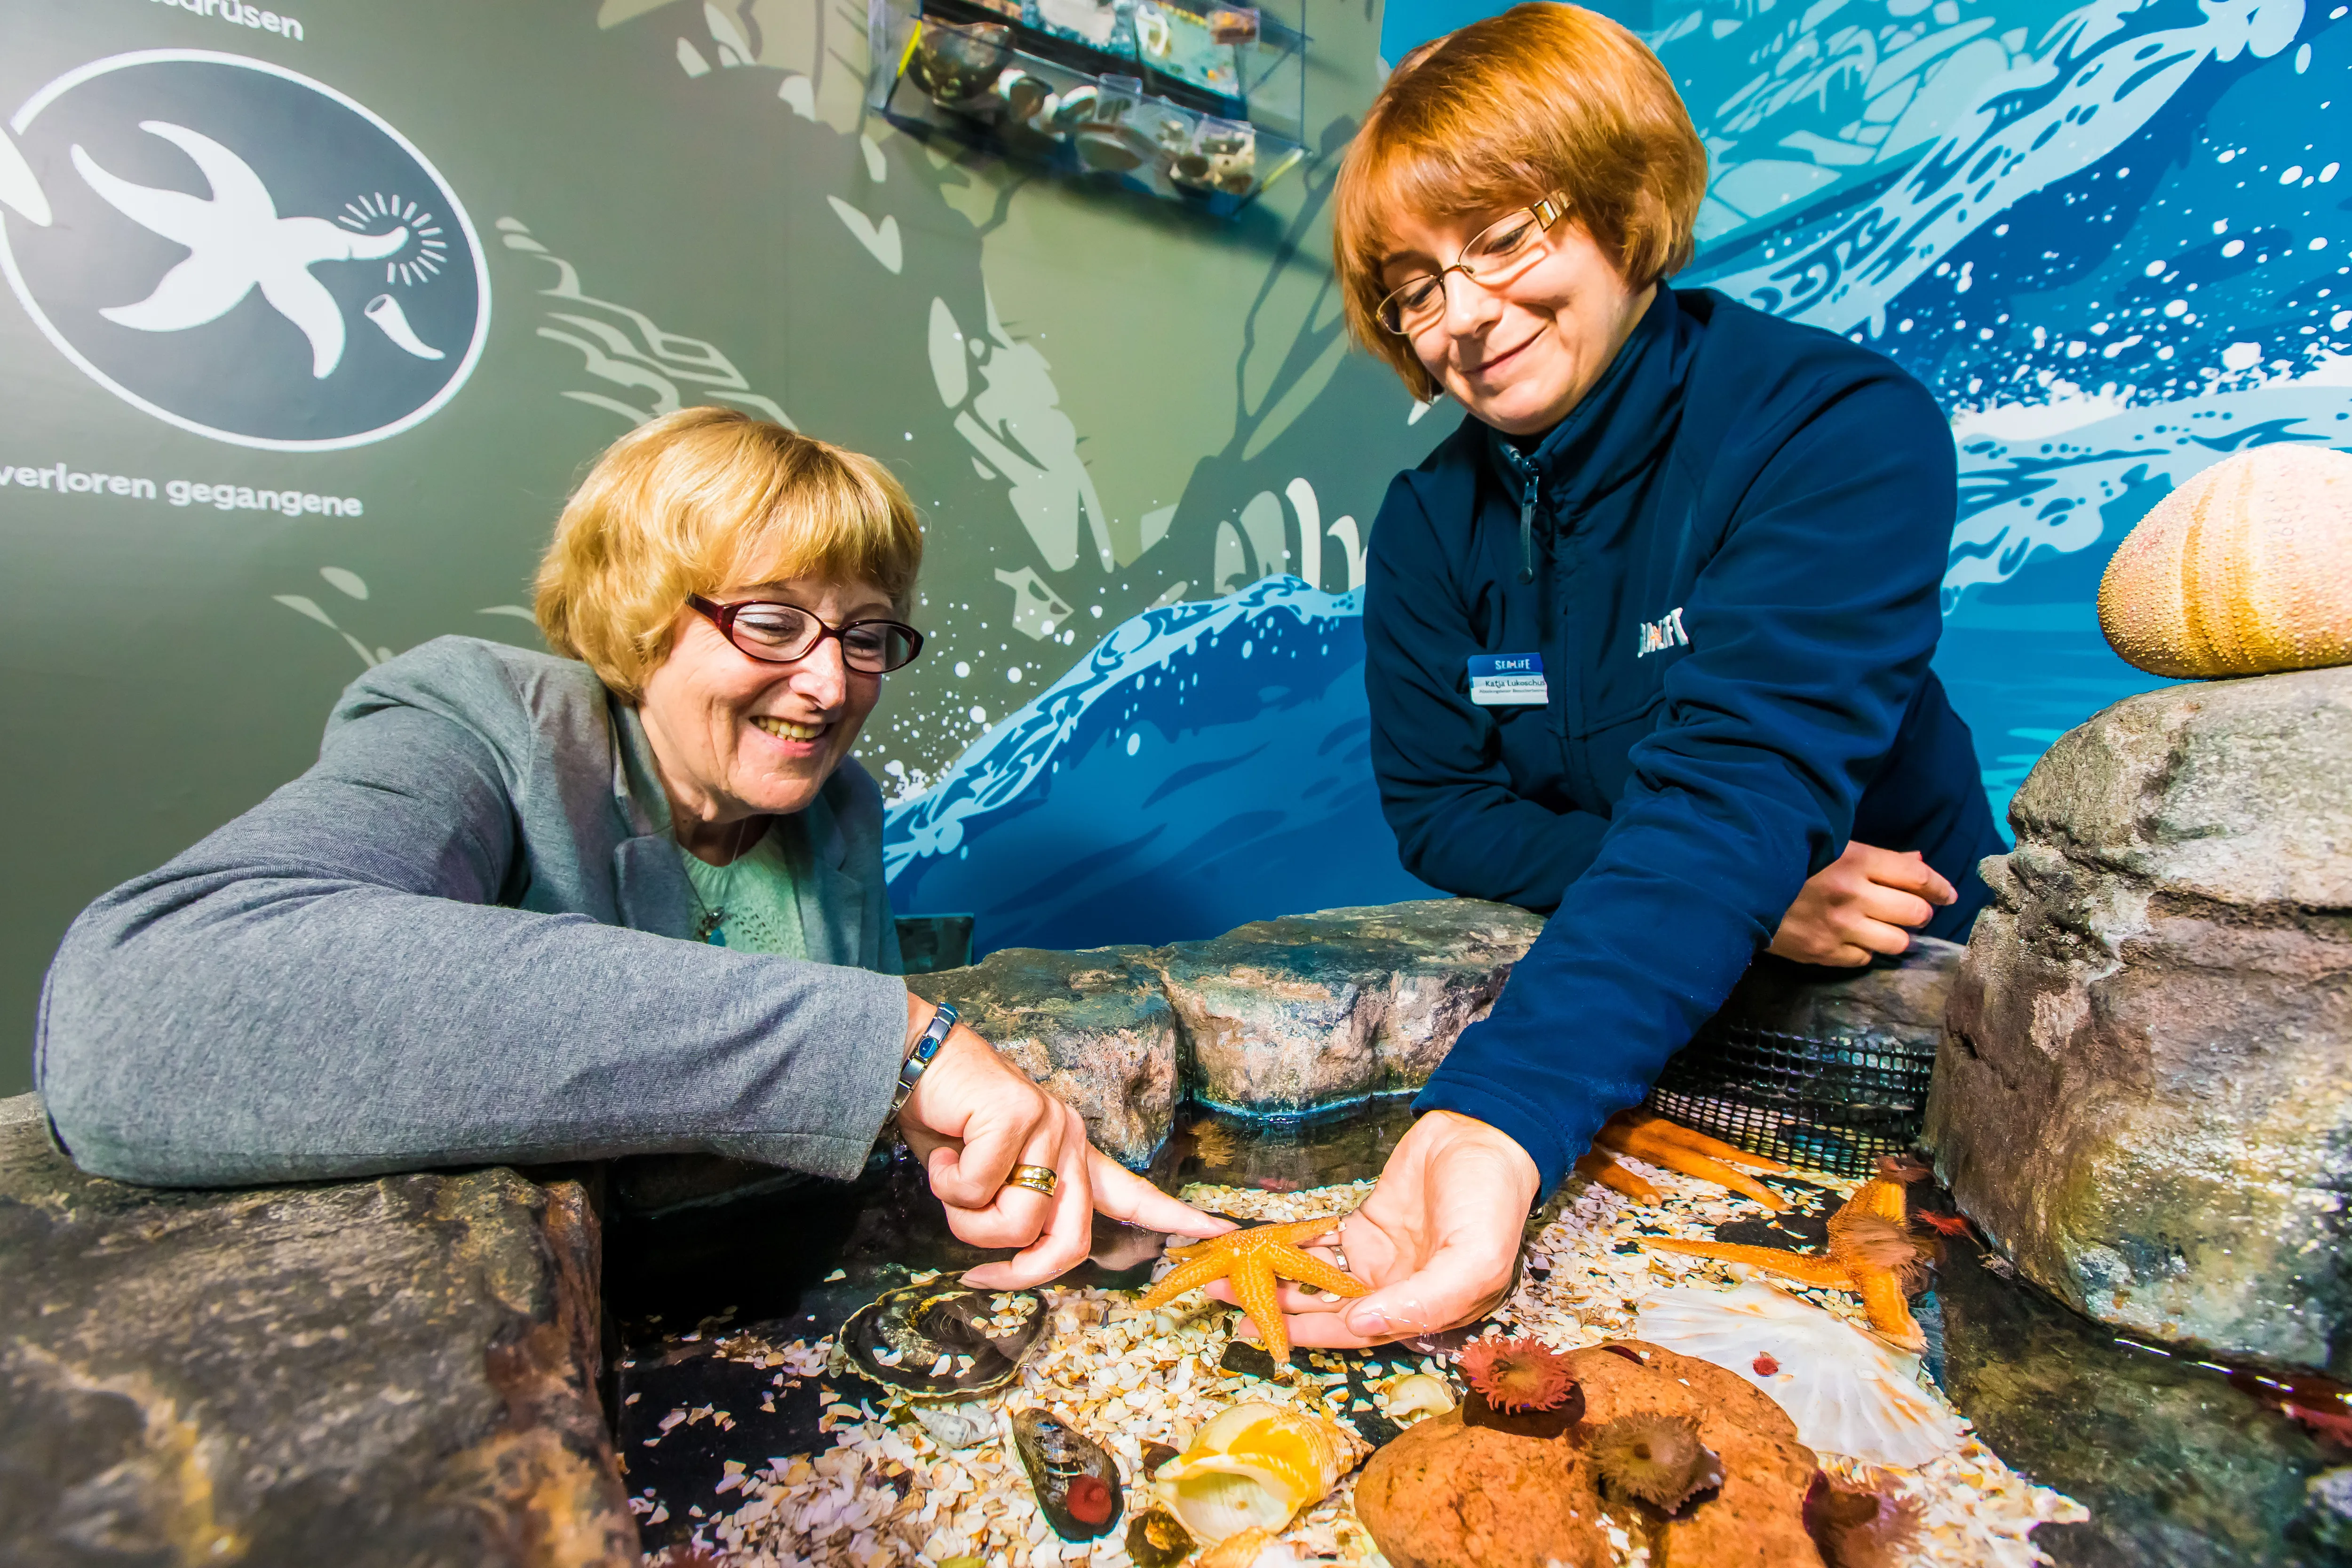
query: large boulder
1926 666 2352 1374
1704 937 1964 1054
910 945 1177 1166
0 1094 636 1567
906 900 1543 1158
1147 899 1544 1115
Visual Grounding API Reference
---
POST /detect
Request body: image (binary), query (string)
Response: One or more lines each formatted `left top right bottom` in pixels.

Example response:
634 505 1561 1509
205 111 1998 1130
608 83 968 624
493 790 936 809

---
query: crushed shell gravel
636 1160 2086 1566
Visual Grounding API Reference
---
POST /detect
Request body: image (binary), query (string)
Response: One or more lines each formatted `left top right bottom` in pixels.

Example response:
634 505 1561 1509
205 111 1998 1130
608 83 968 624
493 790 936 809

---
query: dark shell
1013 1409 1124 1540
1125 1507 1196 1568
1219 1339 1284 1381
838 1281 1046 1401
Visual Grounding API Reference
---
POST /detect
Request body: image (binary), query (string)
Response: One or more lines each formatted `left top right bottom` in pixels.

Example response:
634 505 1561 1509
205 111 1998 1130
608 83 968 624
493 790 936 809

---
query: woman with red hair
1247 4 2002 1350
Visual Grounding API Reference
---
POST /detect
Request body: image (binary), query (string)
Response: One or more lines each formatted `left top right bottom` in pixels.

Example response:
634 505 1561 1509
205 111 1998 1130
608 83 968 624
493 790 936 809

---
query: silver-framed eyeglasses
687 595 925 674
1375 195 1567 336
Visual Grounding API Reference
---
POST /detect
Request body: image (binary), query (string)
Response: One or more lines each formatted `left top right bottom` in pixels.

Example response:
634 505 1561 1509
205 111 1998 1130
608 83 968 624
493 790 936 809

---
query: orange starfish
1580 1109 1791 1210
1639 1172 1930 1351
1139 1216 1371 1366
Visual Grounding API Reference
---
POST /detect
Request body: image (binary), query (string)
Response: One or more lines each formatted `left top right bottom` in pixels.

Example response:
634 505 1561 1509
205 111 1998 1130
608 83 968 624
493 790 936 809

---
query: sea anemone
1588 1413 1724 1512
1804 1472 1926 1568
1457 1337 1579 1413
1065 1475 1116 1527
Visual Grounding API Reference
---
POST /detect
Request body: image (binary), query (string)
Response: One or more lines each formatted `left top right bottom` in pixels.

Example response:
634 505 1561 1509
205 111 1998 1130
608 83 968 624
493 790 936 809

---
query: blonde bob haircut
1333 3 1708 401
534 406 923 700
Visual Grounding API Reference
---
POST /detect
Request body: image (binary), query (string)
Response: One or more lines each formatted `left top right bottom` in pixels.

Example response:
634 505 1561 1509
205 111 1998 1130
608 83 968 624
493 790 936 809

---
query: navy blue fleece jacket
1366 285 2002 1198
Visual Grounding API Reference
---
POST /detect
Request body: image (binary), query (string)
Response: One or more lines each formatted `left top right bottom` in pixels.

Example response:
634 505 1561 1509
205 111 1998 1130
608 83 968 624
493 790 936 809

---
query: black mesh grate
1641 1021 1935 1178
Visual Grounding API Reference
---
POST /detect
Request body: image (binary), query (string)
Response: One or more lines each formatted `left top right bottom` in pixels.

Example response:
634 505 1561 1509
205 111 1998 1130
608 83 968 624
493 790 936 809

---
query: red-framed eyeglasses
687 595 926 674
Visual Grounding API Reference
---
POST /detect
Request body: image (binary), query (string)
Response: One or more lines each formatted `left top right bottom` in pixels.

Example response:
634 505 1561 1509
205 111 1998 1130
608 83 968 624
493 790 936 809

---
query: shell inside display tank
1377 1372 1454 1423
837 1281 1047 1401
1013 1408 1124 1540
1635 1283 1964 1468
1149 1401 1362 1543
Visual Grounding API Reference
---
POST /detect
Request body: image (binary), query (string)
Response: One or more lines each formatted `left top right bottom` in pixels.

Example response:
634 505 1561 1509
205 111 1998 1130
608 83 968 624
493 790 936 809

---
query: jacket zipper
1493 439 1542 585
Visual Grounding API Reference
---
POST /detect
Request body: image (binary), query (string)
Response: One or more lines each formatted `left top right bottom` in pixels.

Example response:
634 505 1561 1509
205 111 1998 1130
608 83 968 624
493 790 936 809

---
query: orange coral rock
1589 1110 1791 1211
1640 1174 1929 1351
1139 1216 1371 1366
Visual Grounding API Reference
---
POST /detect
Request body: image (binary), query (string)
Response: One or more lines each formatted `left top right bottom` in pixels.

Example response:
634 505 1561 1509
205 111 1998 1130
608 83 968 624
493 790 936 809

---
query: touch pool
599 1100 2349 1568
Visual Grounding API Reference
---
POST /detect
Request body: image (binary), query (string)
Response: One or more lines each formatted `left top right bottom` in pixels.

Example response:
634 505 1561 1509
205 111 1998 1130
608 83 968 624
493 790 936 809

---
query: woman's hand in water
897 995 1232 1288
1770 840 1955 968
1208 1108 1538 1349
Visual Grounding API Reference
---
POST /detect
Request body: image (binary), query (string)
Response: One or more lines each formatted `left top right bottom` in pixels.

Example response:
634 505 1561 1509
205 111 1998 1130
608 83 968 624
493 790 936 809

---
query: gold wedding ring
1004 1163 1059 1198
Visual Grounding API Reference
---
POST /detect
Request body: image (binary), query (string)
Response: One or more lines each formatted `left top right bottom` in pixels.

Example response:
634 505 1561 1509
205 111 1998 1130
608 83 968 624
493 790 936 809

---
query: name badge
1469 653 1548 707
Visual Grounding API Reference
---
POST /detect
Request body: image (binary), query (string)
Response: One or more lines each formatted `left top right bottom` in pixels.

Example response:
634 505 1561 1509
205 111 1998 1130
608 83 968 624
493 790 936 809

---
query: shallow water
600 1101 2349 1565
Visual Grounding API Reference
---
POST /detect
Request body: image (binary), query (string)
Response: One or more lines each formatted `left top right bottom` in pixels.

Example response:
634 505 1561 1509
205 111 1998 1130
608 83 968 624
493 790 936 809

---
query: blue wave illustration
884 577 1438 953
891 0 2349 939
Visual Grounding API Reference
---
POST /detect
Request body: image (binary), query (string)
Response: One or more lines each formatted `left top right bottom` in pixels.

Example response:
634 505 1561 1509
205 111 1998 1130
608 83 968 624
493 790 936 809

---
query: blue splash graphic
893 0 2352 943
1674 0 2348 822
885 577 1437 953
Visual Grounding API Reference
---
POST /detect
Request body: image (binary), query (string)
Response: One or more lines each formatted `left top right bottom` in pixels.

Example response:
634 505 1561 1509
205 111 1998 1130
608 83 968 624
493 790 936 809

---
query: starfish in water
1640 1172 1932 1351
1140 1215 1370 1366
1575 1109 1791 1210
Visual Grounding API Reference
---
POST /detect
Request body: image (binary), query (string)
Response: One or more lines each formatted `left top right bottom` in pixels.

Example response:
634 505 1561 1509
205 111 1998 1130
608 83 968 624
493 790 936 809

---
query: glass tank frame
866 0 1308 215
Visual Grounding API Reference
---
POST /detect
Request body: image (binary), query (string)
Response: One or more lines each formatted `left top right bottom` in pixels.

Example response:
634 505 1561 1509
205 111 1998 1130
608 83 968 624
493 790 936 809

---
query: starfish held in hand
1638 1171 1931 1350
1139 1215 1371 1366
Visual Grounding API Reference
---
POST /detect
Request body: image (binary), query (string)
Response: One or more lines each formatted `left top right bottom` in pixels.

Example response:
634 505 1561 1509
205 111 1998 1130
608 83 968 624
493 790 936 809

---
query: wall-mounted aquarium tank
866 0 1308 213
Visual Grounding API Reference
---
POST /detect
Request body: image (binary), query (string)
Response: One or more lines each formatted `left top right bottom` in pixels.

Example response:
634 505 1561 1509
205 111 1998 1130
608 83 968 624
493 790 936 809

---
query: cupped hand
1769 839 1955 968
1208 1108 1539 1350
895 995 1233 1288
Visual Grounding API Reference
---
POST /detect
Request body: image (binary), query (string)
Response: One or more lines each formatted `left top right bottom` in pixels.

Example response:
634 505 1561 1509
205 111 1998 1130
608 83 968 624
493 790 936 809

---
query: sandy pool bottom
629 1158 2086 1567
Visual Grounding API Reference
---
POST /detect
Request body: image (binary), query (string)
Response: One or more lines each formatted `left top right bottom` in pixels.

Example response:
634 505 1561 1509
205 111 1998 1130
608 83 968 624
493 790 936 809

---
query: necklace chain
683 814 761 944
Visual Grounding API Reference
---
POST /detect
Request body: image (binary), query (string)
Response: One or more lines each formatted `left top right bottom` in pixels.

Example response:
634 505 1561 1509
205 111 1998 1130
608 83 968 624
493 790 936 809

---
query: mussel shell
1014 1409 1125 1540
839 1281 1046 1401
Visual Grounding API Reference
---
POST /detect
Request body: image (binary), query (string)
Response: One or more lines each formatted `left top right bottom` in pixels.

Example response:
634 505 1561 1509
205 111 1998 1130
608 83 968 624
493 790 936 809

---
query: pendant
694 908 727 945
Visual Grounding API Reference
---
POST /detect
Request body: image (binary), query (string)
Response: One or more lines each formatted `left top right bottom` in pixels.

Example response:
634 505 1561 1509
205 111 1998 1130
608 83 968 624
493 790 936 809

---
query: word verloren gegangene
0 461 362 515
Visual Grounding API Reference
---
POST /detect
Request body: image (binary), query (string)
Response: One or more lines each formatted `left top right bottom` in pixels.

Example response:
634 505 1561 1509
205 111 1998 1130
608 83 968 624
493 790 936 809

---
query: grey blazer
36 636 911 1187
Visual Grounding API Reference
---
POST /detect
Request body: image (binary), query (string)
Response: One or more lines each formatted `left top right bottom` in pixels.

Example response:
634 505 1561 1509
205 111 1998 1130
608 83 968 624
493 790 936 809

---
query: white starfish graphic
71 120 409 379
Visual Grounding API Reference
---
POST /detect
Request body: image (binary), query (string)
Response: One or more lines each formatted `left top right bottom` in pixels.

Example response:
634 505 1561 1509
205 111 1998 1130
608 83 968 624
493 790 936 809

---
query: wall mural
1653 0 2345 816
0 0 2343 1092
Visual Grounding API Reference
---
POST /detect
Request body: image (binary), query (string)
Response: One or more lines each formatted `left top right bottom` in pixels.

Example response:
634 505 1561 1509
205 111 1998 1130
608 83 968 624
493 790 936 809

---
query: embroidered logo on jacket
1637 606 1689 657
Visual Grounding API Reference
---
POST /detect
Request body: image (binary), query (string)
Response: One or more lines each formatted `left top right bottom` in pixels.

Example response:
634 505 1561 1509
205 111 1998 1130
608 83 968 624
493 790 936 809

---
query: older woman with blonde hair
37 406 1223 1286
1232 4 2003 1350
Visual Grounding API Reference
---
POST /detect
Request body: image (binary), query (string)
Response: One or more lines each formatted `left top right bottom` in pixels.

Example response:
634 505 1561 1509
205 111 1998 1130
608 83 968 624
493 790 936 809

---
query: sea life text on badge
1138 1216 1370 1367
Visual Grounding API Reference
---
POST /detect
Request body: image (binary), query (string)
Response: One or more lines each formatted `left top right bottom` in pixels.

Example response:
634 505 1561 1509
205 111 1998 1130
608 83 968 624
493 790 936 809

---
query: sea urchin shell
1457 1337 1578 1413
1588 1413 1724 1513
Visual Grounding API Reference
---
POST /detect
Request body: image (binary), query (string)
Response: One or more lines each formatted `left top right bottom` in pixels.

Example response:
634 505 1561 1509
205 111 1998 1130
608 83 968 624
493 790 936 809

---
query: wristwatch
890 1001 959 1119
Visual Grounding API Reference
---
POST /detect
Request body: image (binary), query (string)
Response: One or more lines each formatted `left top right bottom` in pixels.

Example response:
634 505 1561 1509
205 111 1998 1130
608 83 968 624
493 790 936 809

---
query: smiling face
1381 206 1654 437
636 574 892 857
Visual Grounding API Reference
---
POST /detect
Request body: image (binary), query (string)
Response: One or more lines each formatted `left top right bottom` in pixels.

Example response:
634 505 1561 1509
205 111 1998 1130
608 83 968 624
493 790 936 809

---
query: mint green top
679 822 811 958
